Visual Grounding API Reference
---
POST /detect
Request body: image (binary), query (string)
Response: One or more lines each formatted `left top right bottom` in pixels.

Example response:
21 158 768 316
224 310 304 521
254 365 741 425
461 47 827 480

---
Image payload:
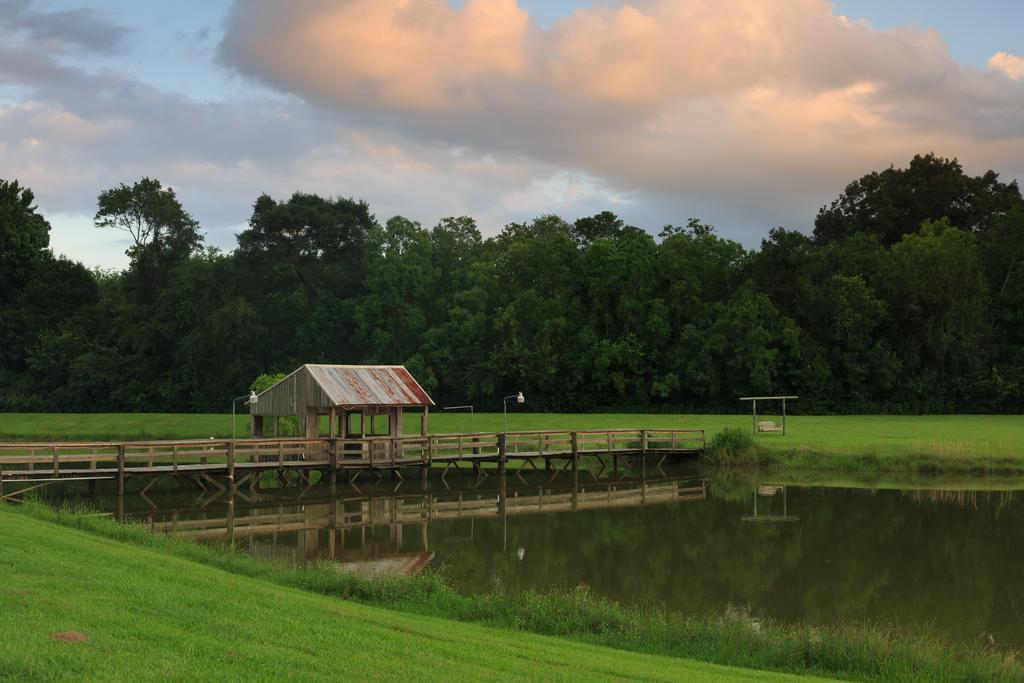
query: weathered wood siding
252 367 333 417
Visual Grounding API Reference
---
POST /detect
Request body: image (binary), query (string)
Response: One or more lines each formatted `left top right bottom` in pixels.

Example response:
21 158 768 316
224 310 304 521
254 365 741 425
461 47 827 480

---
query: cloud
0 0 127 54
221 0 534 110
4 0 1024 270
220 0 1024 231
989 52 1024 80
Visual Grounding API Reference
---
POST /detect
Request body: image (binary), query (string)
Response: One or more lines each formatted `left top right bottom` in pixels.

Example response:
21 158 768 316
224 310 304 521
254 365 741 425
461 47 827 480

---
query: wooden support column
305 409 319 439
273 415 280 437
420 406 429 436
640 430 647 472
392 407 402 467
227 440 236 491
497 433 507 479
782 395 790 438
226 488 235 544
328 436 338 491
571 433 579 511
116 444 125 497
571 432 579 476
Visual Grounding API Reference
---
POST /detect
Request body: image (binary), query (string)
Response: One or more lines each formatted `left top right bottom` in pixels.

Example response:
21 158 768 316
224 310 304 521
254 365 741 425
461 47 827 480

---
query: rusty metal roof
304 365 434 407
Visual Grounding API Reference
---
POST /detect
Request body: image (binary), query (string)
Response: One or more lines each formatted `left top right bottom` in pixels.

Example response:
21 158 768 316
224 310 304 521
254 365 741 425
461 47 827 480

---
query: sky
2 0 1023 269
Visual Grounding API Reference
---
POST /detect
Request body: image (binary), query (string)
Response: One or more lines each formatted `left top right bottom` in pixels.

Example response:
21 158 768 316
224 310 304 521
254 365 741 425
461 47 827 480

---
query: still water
48 464 1024 647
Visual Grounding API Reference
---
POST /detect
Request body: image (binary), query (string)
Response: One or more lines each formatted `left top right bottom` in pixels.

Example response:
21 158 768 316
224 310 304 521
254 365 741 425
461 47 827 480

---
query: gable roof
305 364 434 407
253 365 433 414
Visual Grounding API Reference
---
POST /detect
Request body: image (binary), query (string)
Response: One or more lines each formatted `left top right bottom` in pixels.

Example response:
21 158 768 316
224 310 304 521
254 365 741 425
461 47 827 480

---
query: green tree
814 153 1021 245
890 219 990 407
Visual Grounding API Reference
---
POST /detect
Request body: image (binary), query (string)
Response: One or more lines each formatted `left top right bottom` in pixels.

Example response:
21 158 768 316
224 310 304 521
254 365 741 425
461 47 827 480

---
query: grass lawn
0 411 1021 459
0 506 826 682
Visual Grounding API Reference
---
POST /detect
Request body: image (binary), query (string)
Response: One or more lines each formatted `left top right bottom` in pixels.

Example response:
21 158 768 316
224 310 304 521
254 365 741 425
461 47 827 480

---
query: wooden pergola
739 395 798 435
250 364 434 440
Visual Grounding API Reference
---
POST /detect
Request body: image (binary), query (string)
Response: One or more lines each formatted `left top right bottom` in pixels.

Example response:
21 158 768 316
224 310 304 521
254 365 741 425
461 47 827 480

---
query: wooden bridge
0 429 703 500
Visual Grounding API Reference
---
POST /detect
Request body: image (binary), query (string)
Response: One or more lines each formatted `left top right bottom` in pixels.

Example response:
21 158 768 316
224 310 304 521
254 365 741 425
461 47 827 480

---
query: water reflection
45 465 1024 647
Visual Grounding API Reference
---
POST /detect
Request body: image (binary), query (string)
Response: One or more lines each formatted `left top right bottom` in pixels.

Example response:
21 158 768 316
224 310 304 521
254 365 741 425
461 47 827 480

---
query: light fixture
503 392 525 434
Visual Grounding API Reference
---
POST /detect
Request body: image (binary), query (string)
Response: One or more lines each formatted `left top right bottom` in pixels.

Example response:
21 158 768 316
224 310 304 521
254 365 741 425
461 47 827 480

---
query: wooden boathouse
250 364 434 440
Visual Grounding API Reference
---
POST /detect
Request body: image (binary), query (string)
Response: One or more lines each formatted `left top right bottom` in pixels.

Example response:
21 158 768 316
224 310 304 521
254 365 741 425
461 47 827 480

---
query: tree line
1 154 1022 414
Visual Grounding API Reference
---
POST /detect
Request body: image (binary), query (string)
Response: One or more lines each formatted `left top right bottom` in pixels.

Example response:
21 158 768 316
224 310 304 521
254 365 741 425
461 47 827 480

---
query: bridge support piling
227 441 236 491
116 444 125 498
497 434 507 480
570 432 579 476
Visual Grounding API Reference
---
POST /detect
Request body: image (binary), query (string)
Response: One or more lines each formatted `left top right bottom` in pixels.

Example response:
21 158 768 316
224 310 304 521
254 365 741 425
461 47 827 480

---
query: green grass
0 504 825 682
0 412 1022 472
6 502 1022 683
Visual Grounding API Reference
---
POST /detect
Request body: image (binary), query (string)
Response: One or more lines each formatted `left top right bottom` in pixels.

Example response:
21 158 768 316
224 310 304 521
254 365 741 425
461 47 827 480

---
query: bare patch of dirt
50 631 88 643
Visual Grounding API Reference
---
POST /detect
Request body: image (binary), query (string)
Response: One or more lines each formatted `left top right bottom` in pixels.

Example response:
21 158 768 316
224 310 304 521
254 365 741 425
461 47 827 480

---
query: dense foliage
1 155 1022 414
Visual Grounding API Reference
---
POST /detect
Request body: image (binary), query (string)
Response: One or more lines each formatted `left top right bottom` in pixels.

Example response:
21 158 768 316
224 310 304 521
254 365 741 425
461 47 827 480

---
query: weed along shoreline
4 501 1020 682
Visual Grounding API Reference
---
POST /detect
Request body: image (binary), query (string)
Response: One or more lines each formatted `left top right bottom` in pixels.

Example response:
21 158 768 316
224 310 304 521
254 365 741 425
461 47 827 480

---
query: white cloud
989 52 1024 80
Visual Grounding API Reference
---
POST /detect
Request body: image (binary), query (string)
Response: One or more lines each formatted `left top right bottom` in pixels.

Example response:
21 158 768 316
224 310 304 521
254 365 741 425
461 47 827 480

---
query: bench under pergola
739 395 798 435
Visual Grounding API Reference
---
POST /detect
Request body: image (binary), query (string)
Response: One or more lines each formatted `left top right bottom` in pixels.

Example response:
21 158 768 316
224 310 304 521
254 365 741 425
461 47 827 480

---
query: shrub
703 427 760 464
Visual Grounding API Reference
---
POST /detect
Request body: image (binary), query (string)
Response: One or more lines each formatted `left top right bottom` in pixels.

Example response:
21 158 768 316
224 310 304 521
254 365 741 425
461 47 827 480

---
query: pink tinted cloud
219 0 1024 216
222 0 533 110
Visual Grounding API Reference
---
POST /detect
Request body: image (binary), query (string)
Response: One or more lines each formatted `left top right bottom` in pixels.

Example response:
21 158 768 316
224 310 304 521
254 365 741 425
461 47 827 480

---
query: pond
41 463 1024 648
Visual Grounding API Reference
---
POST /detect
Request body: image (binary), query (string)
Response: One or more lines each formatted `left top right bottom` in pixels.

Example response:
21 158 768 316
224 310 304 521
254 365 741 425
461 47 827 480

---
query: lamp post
232 390 258 440
502 392 524 434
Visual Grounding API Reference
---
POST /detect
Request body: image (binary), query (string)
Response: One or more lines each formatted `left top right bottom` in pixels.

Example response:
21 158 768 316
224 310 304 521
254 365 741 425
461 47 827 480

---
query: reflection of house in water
136 475 707 575
742 484 799 523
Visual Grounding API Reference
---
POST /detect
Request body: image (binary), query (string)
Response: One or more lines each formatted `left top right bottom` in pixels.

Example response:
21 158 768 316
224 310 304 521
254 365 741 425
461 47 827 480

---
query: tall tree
94 178 203 303
814 154 1021 245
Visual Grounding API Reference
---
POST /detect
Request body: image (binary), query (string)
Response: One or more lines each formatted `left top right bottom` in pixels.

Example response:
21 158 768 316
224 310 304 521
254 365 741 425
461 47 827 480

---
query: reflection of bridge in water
128 474 707 575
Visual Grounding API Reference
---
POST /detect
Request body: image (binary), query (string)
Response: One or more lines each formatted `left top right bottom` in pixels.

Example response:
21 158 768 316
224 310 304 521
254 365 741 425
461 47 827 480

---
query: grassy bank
703 425 1024 474
1 412 1022 473
0 504 822 682
6 502 1021 682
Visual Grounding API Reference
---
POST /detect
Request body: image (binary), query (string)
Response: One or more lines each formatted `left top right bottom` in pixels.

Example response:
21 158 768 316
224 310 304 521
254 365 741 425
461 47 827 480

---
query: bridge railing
0 429 704 478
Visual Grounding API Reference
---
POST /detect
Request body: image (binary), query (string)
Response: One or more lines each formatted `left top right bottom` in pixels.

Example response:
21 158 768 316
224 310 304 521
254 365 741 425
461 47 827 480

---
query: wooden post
782 398 787 436
392 408 400 466
227 440 236 491
423 434 433 479
497 433 507 479
641 429 648 455
226 487 235 544
329 407 337 438
421 406 429 436
52 445 58 477
328 437 338 490
116 444 125 497
273 416 281 437
571 433 579 511
571 432 579 476
752 398 758 435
